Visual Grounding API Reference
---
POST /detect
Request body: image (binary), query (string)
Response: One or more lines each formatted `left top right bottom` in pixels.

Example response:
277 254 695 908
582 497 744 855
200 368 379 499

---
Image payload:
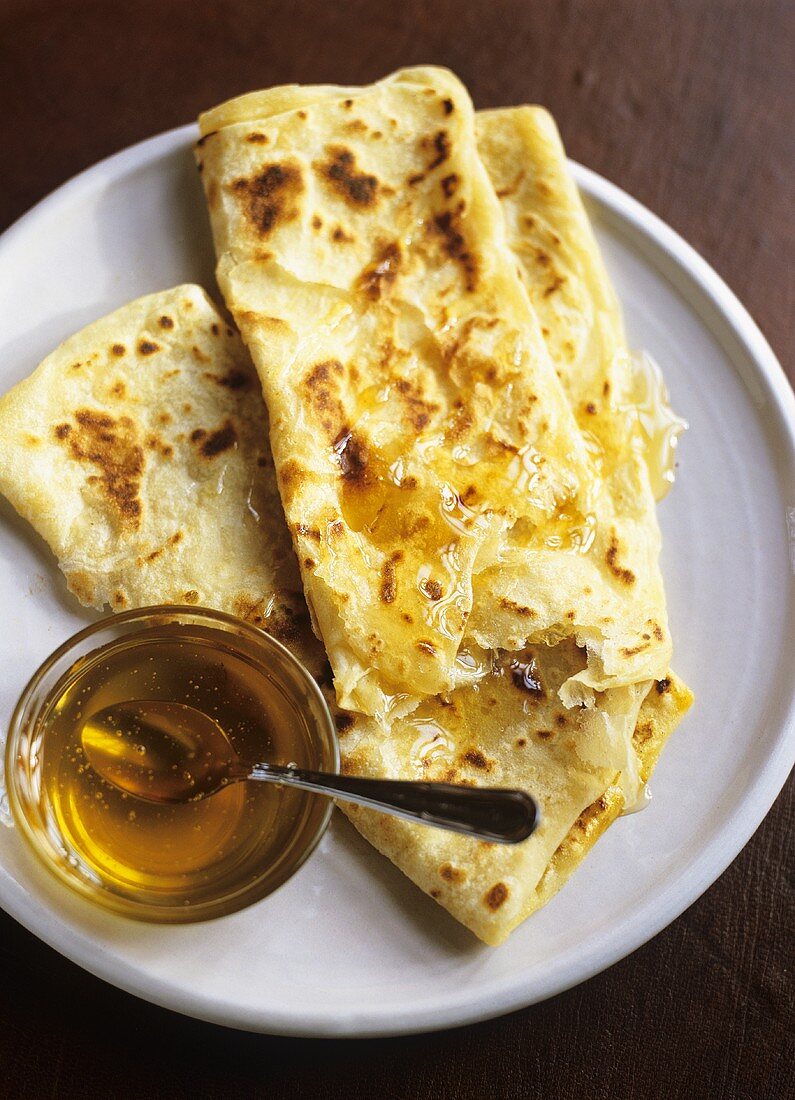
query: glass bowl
4 606 338 923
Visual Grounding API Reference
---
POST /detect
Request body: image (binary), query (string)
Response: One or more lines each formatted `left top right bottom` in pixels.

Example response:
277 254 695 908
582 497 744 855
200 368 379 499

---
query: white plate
0 127 793 1038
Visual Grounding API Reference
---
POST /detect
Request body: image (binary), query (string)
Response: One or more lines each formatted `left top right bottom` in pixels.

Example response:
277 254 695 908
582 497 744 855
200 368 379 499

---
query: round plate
0 127 792 1038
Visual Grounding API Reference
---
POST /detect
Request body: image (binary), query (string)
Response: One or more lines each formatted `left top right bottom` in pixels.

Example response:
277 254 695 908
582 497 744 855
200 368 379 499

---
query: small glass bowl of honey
4 606 338 922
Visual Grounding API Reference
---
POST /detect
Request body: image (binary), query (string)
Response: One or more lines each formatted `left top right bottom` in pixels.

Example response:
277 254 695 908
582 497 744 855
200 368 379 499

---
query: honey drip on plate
622 350 687 500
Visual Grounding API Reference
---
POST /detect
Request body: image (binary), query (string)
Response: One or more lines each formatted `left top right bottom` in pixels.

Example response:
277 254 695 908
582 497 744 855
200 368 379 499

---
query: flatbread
0 285 324 674
332 102 693 942
196 66 669 720
471 106 672 704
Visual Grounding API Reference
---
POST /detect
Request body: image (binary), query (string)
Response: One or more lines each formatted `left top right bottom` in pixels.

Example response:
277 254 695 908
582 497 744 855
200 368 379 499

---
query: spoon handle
245 764 539 844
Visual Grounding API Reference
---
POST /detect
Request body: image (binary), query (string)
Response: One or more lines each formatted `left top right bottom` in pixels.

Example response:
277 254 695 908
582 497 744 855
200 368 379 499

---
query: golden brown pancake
196 66 670 721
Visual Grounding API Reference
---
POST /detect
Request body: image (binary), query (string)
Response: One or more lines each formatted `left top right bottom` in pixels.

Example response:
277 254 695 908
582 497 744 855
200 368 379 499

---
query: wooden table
1 2 792 1096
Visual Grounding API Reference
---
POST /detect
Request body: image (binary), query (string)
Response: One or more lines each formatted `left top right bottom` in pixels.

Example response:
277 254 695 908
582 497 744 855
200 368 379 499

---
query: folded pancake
470 106 674 704
195 67 669 720
0 285 324 675
333 105 692 941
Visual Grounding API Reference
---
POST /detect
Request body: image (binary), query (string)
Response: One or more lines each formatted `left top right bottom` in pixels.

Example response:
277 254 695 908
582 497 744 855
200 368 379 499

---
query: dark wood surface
0 2 792 1097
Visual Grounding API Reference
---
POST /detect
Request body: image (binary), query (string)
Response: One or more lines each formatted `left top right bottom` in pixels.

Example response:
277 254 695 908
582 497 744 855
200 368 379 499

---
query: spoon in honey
80 700 538 844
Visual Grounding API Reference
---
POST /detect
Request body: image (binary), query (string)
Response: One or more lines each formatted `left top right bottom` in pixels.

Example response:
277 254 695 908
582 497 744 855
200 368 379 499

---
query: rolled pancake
0 285 324 675
196 66 670 720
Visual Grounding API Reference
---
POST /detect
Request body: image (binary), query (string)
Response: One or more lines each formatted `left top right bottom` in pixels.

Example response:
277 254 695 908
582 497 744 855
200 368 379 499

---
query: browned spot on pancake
603 380 611 397
278 458 306 504
407 171 425 186
203 368 251 390
484 883 508 911
110 381 126 398
139 530 183 565
543 274 566 298
111 343 126 357
424 129 451 171
585 402 597 415
536 729 553 741
62 409 144 529
294 523 321 542
157 412 172 426
332 226 354 243
24 434 41 447
318 146 379 207
311 214 323 229
421 578 443 601
441 173 459 198
606 535 635 585
158 315 174 330
655 677 671 694
379 553 401 604
516 737 526 748
182 590 199 604
329 519 345 537
633 719 654 747
510 656 544 696
194 420 237 458
556 713 568 727
191 345 210 364
358 241 401 300
430 888 441 899
565 610 576 621
392 376 440 432
303 360 346 438
303 557 315 570
246 131 268 144
335 430 369 484
499 597 536 619
439 863 465 884
231 161 304 236
138 340 160 356
441 97 454 115
113 590 127 608
621 641 651 658
432 209 478 291
462 749 490 771
210 323 221 336
651 622 664 641
344 118 367 133
416 640 437 657
342 98 353 109
401 612 414 624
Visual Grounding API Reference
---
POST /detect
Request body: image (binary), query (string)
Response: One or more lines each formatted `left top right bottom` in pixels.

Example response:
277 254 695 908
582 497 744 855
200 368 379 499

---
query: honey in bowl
5 608 338 922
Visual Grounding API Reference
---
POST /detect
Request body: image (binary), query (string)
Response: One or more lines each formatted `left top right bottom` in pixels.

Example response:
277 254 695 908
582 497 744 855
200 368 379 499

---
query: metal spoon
80 700 538 844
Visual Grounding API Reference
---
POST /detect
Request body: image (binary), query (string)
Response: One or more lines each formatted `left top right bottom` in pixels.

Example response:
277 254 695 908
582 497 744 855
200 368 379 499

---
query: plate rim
0 123 793 1038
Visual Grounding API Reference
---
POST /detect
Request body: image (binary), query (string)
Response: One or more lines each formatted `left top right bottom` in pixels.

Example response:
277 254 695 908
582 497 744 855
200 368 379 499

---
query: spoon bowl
81 700 244 803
